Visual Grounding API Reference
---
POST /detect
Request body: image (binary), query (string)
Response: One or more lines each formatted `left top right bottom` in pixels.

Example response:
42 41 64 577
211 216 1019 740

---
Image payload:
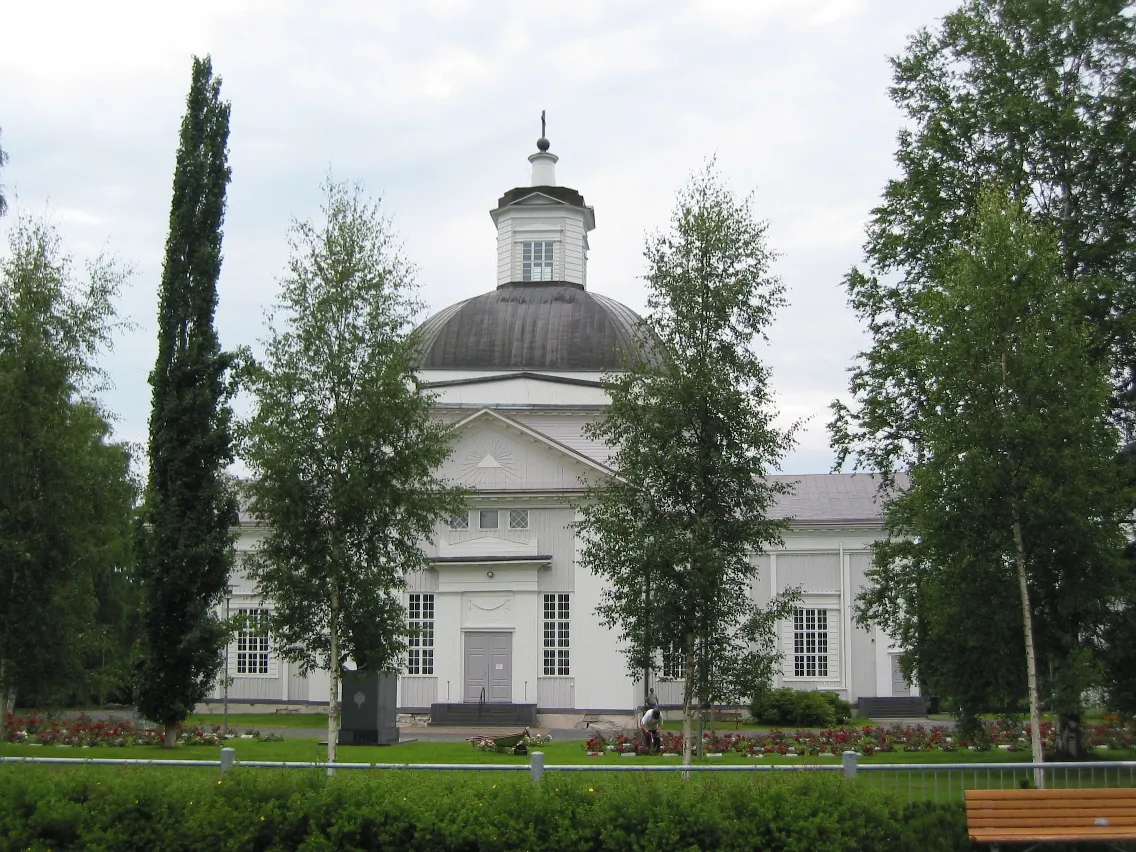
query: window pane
479 510 498 529
508 509 528 529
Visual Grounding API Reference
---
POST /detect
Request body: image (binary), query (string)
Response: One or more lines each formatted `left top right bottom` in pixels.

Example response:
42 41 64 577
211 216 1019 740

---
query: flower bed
584 718 1136 756
3 712 280 747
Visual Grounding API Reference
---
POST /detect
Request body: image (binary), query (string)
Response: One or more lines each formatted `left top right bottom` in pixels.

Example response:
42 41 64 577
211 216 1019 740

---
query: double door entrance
464 632 512 703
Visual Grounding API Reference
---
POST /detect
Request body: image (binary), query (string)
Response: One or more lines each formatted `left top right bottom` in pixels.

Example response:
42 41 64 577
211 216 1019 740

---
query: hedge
0 766 983 851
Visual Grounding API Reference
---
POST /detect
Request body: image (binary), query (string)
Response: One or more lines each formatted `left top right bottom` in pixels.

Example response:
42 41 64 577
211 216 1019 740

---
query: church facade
213 136 914 724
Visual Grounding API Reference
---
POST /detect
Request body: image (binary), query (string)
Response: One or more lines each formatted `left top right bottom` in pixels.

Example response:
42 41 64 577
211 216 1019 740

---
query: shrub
750 688 850 727
0 766 972 851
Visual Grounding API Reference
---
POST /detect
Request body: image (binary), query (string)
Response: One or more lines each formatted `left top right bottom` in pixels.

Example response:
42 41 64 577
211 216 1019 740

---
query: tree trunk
163 722 177 749
1003 352 1045 788
1055 712 1087 761
327 584 340 775
1011 515 1045 788
681 635 696 768
0 678 10 747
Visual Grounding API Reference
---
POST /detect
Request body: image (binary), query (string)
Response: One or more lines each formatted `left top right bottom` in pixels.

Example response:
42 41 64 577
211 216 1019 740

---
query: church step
429 702 538 726
857 696 927 718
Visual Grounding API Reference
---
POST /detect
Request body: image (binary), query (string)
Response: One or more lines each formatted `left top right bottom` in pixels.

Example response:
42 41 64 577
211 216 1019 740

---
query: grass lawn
185 712 329 729
3 735 1131 766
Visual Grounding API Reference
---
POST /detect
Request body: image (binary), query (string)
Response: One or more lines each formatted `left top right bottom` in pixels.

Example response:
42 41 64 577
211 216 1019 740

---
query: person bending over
640 707 662 753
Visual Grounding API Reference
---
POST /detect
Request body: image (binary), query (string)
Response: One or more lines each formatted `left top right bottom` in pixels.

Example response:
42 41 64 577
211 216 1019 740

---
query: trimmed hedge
0 766 978 851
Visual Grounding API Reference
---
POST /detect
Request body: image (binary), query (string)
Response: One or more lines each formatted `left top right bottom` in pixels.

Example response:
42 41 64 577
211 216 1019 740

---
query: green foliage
0 767 972 852
136 55 239 734
859 0 1136 419
241 178 465 756
750 687 852 727
838 0 1136 752
0 213 133 739
577 162 795 753
835 187 1130 757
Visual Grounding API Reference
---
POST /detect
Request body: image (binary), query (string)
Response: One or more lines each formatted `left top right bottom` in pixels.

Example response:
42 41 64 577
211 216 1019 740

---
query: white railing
3 750 1135 804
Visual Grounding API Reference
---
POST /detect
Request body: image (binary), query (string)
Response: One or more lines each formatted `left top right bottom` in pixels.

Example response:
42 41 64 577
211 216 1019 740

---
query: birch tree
0 214 133 744
241 179 465 768
835 188 1129 776
578 163 795 767
834 0 1136 758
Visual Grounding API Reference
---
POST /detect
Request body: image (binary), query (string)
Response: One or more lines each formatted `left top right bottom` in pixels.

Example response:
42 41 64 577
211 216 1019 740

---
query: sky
0 0 961 475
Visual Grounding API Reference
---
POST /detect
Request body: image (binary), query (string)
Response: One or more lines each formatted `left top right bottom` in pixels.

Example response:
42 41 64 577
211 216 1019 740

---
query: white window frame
660 650 685 681
521 241 554 281
235 608 271 676
447 512 469 530
479 509 499 530
508 509 529 530
543 593 570 676
791 606 832 679
406 593 435 676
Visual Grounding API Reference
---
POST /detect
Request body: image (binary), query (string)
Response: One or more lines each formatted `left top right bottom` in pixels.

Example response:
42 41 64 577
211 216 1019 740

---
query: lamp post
223 586 233 734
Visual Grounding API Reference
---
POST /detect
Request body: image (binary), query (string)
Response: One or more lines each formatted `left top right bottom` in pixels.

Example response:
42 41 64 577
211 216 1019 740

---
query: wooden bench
965 788 1136 851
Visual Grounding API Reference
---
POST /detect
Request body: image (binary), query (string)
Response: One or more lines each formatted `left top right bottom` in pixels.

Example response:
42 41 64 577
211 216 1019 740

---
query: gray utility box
338 671 400 745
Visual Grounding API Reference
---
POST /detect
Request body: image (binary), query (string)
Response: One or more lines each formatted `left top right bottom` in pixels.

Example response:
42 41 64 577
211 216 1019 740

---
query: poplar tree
577 164 796 766
136 56 238 748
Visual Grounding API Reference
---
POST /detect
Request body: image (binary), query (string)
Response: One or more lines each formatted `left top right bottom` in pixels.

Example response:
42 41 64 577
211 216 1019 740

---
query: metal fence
3 751 1135 806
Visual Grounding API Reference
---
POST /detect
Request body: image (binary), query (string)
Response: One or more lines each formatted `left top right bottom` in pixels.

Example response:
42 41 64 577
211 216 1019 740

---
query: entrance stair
856 696 927 718
429 703 537 726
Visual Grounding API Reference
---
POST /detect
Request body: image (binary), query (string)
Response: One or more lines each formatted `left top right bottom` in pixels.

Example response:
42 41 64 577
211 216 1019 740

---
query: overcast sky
1 0 960 474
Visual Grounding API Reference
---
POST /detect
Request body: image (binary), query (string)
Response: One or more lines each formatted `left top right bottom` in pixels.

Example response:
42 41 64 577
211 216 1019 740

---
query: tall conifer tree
136 56 238 747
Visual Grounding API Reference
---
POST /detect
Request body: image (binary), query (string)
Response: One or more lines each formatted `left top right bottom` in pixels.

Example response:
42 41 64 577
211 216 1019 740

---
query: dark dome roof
414 282 652 371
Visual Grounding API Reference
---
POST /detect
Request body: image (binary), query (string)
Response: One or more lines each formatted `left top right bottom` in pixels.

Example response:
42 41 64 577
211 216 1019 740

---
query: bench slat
971 816 1136 827
971 829 1136 841
972 808 1136 822
966 788 1136 801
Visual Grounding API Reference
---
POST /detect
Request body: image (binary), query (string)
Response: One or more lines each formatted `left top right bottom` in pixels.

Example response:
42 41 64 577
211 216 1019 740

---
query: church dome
414 282 652 371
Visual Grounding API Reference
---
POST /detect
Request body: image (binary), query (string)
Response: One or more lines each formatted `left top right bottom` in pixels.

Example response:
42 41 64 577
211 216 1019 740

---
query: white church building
212 133 917 725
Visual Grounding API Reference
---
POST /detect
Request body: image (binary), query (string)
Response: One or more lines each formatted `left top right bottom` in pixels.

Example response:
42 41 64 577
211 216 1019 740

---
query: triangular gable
446 408 613 486
503 191 571 208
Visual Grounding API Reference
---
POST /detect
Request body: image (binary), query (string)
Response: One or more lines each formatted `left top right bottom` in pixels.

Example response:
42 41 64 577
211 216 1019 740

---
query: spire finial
537 110 550 152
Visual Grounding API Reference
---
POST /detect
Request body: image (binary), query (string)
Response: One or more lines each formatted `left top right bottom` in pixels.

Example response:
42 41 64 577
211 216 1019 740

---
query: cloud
0 0 962 471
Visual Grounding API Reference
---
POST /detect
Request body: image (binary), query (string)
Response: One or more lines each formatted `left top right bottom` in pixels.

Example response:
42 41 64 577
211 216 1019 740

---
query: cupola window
522 241 554 281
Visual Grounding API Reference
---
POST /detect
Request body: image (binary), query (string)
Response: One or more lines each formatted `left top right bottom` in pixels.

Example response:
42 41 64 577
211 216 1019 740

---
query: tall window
543 593 570 675
407 593 435 675
793 608 828 677
236 608 270 675
522 241 554 281
661 650 685 681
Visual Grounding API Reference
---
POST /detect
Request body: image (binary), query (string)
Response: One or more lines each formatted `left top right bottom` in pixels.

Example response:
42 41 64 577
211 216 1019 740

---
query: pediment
439 536 538 559
442 409 612 491
507 191 569 207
